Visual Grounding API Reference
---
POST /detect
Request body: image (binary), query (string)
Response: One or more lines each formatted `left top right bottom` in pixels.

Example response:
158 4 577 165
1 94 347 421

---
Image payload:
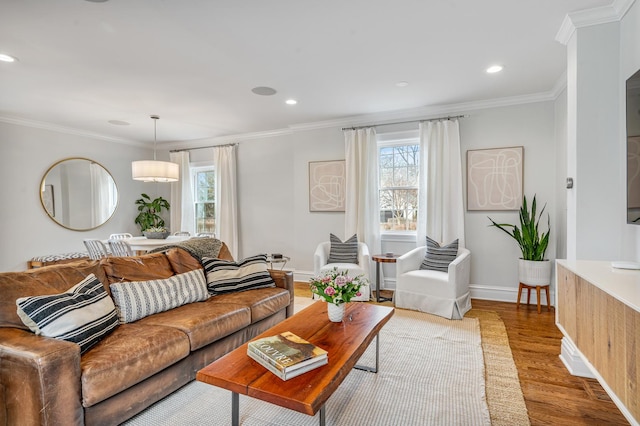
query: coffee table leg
354 334 379 373
376 261 382 302
319 404 326 426
232 392 239 426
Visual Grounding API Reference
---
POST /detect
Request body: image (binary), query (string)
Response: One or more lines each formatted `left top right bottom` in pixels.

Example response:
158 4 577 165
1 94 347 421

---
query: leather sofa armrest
268 269 294 318
0 328 83 426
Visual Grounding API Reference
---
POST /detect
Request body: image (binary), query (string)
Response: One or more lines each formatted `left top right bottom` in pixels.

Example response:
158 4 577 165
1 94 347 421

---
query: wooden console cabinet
556 260 640 425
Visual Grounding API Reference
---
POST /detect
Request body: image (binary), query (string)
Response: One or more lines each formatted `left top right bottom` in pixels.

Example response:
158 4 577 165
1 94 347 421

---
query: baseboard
294 272 556 306
470 284 556 306
558 337 596 378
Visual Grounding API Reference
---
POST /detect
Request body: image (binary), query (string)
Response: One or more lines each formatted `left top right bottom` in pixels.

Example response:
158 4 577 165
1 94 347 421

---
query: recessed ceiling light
108 120 130 126
285 99 297 105
396 81 409 87
0 53 17 63
486 65 503 74
251 86 277 96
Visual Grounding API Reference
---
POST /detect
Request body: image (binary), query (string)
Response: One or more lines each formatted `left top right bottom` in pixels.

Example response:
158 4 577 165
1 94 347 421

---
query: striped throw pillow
109 269 209 323
202 254 276 296
16 274 119 354
420 237 459 272
327 233 359 264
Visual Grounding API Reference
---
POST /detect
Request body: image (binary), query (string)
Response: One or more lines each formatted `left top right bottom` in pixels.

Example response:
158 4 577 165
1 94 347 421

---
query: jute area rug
123 297 528 425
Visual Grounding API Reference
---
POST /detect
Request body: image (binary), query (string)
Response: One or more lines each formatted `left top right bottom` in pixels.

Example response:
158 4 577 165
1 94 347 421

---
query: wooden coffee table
196 301 394 425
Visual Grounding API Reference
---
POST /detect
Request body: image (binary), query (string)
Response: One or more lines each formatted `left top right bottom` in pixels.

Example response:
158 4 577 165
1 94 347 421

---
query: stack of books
247 331 328 380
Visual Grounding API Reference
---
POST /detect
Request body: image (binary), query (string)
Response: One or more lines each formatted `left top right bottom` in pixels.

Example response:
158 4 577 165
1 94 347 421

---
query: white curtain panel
214 145 238 259
417 119 465 248
90 162 109 226
170 151 195 235
344 128 380 276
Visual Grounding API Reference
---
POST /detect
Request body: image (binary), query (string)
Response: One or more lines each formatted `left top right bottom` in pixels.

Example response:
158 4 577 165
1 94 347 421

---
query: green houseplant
488 194 551 286
488 194 550 261
134 193 170 233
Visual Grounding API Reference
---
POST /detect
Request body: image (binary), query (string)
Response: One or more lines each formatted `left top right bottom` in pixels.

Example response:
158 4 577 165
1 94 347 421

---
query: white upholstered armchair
313 241 371 302
395 246 471 319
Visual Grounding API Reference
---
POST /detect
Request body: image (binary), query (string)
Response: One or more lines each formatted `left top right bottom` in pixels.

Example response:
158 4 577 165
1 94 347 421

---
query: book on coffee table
247 331 328 380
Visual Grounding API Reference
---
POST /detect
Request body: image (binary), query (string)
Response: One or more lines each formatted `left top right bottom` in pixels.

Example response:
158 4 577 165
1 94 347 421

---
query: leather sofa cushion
165 247 203 274
0 260 106 329
214 287 291 323
137 301 251 351
166 243 235 275
100 252 175 286
80 323 190 407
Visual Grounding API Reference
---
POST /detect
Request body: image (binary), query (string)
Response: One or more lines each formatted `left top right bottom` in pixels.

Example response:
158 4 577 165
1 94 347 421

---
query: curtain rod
341 114 467 131
170 142 237 153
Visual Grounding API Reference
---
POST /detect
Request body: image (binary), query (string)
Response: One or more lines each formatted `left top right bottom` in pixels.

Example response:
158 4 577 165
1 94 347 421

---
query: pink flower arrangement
309 267 368 305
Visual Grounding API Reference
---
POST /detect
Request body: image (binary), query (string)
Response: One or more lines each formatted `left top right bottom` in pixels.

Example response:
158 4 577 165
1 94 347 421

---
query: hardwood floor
293 283 630 425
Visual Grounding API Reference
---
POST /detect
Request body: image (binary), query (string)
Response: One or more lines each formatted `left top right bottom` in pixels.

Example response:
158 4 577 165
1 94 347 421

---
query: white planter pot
518 259 551 286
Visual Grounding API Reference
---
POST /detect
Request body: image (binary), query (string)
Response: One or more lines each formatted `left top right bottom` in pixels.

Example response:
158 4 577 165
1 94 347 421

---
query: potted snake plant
488 194 551 286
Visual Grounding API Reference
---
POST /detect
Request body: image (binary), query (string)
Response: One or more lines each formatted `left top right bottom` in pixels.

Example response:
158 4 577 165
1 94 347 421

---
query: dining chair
109 233 133 239
196 232 216 238
108 239 133 257
83 239 110 260
174 231 191 236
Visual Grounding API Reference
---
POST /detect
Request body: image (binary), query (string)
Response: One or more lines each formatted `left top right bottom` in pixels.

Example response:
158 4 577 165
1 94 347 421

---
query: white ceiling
0 0 614 145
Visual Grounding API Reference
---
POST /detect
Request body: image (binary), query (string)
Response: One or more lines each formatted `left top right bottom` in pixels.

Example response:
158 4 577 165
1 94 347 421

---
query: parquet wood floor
293 283 630 425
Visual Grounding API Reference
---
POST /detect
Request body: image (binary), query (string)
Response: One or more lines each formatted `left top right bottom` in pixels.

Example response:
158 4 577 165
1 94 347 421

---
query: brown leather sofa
0 246 294 425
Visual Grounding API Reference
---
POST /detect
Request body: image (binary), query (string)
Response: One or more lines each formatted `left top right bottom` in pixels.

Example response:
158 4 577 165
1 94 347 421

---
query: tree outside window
379 143 419 232
194 169 215 234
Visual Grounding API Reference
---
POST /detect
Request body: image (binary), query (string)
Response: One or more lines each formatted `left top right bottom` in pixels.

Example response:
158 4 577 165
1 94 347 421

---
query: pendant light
132 115 179 182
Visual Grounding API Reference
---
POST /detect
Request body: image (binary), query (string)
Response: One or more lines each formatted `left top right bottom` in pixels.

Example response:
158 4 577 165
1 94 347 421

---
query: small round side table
372 254 400 303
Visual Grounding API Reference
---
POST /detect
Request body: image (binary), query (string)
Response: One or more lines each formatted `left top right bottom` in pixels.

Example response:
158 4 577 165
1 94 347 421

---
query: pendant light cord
151 114 159 161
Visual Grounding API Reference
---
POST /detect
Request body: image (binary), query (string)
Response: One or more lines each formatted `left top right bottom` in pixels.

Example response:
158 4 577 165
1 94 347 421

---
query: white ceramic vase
327 303 345 322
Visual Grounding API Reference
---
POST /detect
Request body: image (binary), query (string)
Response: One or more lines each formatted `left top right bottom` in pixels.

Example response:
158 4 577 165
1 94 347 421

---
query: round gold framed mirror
40 157 119 230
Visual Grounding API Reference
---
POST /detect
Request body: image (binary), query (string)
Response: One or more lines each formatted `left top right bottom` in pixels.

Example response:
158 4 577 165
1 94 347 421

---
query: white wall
555 88 569 260
621 0 640 259
1 100 560 306
0 121 167 271
459 102 557 301
563 1 640 263
188 101 558 303
567 22 623 261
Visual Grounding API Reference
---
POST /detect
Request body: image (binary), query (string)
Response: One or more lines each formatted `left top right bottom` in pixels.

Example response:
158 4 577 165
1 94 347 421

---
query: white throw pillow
109 269 209 323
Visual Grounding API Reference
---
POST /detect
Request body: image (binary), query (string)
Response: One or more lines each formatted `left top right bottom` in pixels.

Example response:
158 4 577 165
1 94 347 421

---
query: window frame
377 132 420 237
191 165 216 235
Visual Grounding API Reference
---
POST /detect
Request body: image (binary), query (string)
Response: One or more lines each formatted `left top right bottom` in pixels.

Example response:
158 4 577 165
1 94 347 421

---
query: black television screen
627 69 640 224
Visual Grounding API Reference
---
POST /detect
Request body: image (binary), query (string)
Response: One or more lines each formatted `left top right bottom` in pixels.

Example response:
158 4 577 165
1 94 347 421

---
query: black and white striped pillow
16 274 119 354
327 233 359 264
420 237 459 272
109 269 209 323
202 254 276 295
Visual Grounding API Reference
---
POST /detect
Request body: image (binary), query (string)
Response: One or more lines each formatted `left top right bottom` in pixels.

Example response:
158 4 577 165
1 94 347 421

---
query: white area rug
123 297 490 425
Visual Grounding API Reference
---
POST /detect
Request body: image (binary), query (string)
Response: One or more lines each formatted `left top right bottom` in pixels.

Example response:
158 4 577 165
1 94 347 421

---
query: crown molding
2 90 559 149
551 70 568 99
555 0 636 45
289 91 556 134
0 115 144 147
162 127 294 151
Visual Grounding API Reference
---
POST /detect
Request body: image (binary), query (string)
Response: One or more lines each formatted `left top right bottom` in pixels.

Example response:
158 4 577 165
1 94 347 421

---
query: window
193 167 216 234
379 141 419 232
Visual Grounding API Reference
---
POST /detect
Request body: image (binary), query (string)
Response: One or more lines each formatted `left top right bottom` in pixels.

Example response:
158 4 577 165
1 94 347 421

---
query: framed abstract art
467 146 523 211
309 160 346 212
